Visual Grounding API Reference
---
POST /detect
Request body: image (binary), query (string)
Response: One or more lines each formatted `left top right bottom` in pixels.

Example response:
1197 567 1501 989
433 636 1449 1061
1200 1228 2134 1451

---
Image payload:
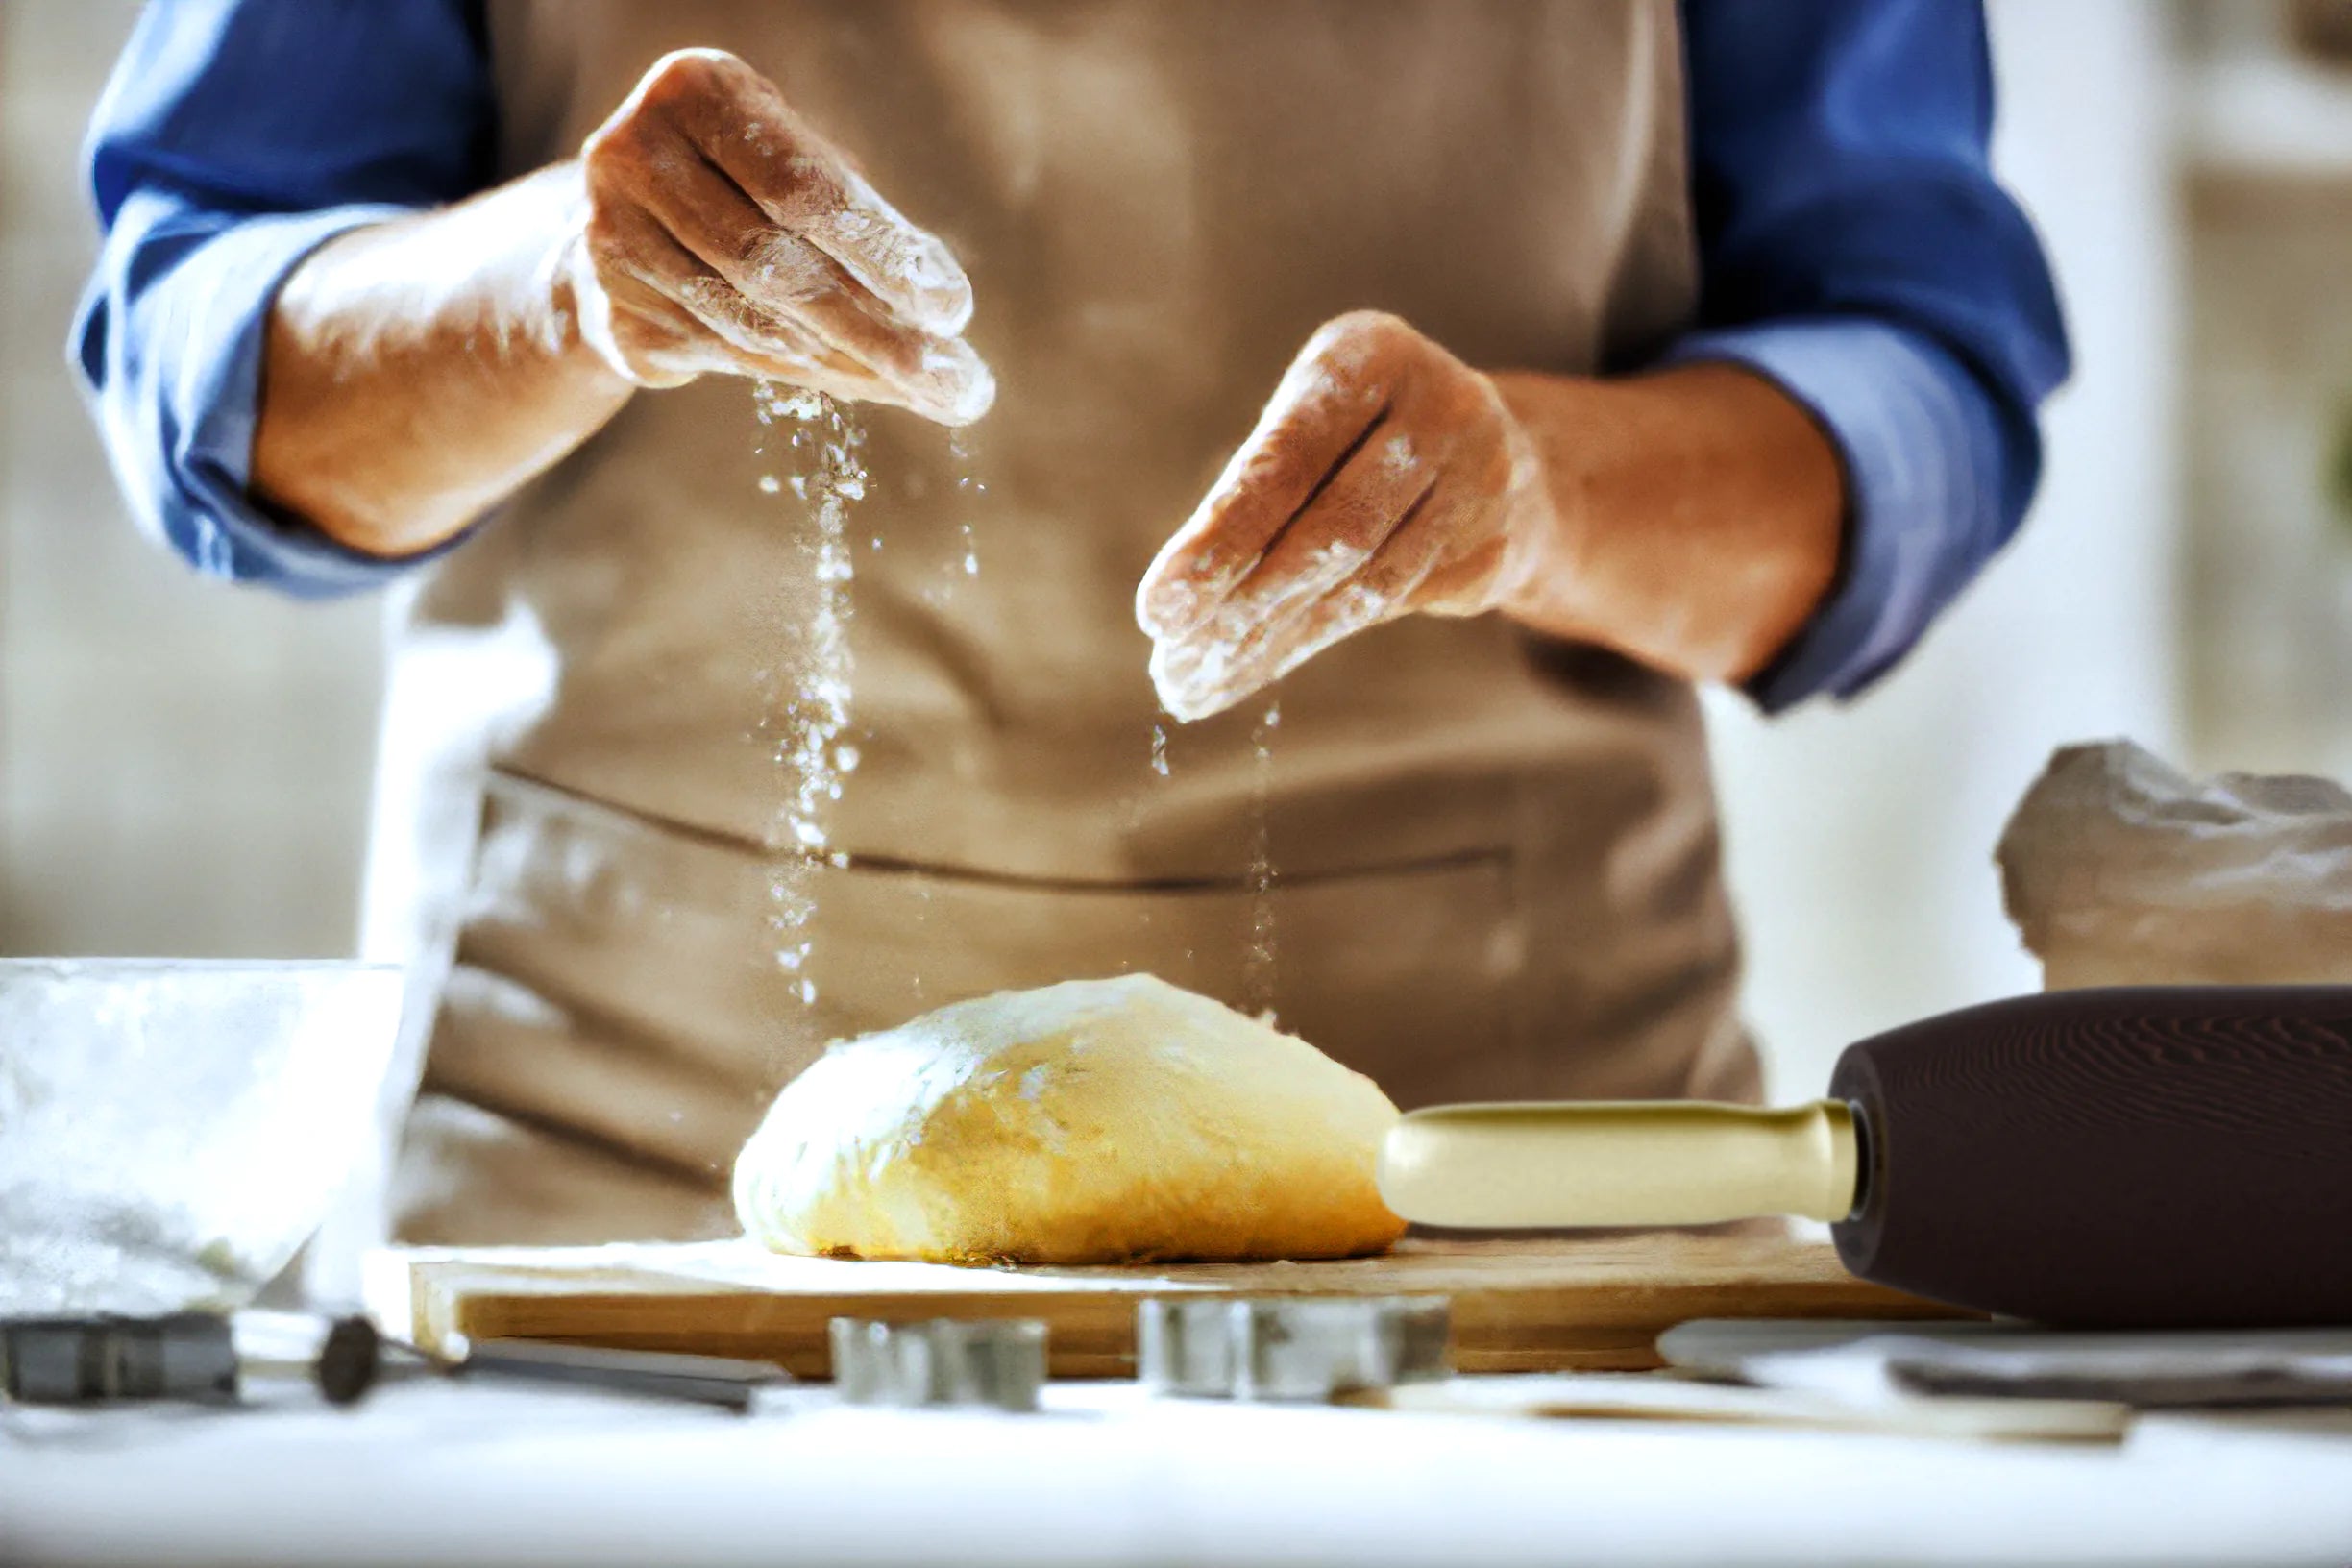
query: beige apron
364 0 1757 1246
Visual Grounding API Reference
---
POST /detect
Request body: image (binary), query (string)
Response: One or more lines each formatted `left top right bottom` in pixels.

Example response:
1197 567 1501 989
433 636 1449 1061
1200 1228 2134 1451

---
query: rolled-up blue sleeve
74 0 495 597
1667 0 2070 710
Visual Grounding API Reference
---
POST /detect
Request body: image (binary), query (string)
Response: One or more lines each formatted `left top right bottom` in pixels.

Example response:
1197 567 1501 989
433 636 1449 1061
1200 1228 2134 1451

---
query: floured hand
1135 312 1556 722
564 48 993 424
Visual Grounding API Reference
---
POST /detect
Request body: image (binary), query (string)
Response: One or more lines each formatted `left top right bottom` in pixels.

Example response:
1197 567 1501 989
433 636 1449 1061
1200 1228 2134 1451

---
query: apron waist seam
483 763 1514 893
807 845 1513 894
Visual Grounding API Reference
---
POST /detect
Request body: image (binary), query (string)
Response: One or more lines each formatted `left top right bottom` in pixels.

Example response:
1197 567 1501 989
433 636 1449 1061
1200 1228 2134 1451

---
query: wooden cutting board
368 1232 1974 1377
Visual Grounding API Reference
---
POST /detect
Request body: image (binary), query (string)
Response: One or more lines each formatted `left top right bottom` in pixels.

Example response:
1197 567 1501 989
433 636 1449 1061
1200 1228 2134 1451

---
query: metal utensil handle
1 1313 237 1406
2 1311 380 1407
451 1337 787 1411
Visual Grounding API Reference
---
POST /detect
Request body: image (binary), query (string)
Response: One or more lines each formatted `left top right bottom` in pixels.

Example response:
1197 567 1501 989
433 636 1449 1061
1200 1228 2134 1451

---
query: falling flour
754 383 868 1006
950 429 985 578
1243 698 1282 1019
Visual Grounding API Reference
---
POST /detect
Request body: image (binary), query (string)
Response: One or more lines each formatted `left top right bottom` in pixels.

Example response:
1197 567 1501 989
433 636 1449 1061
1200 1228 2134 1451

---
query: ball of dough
732 974 1407 1264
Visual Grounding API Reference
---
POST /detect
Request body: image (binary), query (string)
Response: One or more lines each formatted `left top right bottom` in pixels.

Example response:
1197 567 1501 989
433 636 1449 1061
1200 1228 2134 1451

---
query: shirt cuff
112 203 470 597
1656 317 2002 713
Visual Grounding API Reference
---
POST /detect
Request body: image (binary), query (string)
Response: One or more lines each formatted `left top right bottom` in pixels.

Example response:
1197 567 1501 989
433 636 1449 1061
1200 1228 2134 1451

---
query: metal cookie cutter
828 1318 1047 1412
1138 1296 1451 1402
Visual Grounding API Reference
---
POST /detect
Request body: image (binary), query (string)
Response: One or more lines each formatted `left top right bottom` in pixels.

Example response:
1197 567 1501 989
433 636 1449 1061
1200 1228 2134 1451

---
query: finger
1357 449 1517 617
612 138 992 422
590 282 707 389
599 196 833 365
1215 362 1511 638
1345 469 1502 618
1137 328 1394 640
672 58 975 336
1149 504 1424 723
1221 377 1469 626
1152 472 1490 723
598 202 935 411
735 228 993 424
618 137 958 385
672 284 945 413
641 305 930 410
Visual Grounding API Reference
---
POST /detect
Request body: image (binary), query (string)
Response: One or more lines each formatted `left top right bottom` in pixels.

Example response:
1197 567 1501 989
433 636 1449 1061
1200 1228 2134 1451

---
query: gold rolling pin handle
1377 1099 1862 1230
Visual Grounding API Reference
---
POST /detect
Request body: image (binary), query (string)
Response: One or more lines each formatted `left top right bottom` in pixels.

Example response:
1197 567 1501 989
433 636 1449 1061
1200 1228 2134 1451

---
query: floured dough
731 974 1407 1264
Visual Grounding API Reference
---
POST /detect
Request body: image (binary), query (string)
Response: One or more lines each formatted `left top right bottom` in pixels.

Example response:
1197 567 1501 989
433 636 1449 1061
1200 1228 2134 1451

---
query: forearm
254 50 992 562
1491 363 1844 686
253 162 633 559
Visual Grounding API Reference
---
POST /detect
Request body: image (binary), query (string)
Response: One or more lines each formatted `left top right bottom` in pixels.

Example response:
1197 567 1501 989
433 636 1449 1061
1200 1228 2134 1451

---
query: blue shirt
73 0 2068 710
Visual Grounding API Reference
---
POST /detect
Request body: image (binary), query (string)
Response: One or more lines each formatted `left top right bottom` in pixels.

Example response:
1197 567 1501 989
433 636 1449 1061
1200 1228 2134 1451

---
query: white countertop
7 1378 2352 1567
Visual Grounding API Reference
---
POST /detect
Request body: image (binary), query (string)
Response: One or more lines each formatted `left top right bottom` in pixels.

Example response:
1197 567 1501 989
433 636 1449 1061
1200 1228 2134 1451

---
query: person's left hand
1135 311 1558 722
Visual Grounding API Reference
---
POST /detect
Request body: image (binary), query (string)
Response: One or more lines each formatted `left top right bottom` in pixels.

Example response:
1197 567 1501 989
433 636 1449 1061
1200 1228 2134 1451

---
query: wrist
255 163 641 559
544 232 648 397
1482 364 1844 684
522 163 644 396
1485 372 1607 639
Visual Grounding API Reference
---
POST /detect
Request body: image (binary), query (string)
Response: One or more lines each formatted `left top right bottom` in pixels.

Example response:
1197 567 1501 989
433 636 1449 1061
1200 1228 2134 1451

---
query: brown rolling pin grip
1829 985 2352 1328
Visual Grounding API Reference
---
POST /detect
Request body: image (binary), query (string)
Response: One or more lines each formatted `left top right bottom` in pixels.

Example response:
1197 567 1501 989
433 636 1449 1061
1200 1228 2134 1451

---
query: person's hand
564 48 992 424
1136 312 1558 721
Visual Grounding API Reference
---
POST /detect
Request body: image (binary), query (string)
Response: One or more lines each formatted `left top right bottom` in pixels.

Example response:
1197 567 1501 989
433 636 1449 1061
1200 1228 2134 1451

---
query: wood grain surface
374 1232 1973 1378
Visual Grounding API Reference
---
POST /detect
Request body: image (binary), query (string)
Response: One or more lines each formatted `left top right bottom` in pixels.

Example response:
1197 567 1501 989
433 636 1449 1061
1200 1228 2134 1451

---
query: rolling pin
1379 987 2352 1327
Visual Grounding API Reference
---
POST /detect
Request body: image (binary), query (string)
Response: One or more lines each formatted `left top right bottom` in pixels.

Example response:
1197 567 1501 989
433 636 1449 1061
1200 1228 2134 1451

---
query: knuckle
1474 443 1514 496
770 160 821 208
731 223 784 276
581 204 626 254
580 115 652 183
579 122 620 170
607 314 672 355
642 47 733 102
1420 365 1482 423
1331 309 1412 349
1296 310 1419 395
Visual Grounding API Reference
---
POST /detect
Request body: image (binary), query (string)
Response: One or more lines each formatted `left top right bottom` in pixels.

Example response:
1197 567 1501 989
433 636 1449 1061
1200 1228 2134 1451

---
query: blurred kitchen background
3 1 2350 1100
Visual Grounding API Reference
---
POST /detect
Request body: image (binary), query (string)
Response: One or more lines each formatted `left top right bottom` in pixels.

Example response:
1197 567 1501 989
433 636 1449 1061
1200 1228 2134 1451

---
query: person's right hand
565 48 992 425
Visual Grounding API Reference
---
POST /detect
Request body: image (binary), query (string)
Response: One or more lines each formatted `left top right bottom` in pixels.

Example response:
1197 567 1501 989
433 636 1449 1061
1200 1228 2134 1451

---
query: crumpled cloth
1997 741 2352 990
